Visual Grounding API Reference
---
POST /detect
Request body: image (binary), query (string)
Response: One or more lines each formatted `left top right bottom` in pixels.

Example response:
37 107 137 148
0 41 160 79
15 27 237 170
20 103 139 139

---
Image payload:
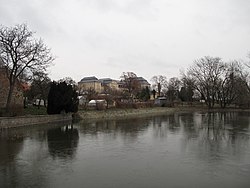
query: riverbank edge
1 107 249 129
76 106 250 121
0 114 72 129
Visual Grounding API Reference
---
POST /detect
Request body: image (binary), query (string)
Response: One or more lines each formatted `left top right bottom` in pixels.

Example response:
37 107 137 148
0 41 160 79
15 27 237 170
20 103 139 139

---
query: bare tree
245 52 250 68
0 24 54 112
120 72 140 101
166 77 181 102
28 71 51 108
216 61 246 108
187 56 225 108
179 75 195 102
151 75 167 97
58 77 76 86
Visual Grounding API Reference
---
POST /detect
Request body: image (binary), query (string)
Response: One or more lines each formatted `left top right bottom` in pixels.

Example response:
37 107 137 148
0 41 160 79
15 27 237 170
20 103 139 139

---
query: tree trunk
38 99 41 109
5 83 15 113
43 99 47 107
158 83 161 97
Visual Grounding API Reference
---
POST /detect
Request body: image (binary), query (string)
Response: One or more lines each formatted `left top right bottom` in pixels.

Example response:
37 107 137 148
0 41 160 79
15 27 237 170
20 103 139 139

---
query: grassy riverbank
76 106 250 121
1 106 249 128
24 106 47 115
6 105 249 119
77 107 197 120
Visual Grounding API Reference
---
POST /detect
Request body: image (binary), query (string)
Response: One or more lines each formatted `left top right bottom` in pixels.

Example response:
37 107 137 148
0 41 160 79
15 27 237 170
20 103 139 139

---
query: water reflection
78 118 150 142
0 130 24 163
0 130 24 187
177 112 250 166
145 112 250 161
47 125 79 159
0 111 250 188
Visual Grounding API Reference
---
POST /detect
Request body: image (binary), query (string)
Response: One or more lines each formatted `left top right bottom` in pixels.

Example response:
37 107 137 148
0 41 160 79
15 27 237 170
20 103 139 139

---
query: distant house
154 97 167 107
136 77 151 89
99 78 119 91
78 76 102 93
88 99 107 106
78 76 120 94
0 67 24 109
78 76 150 94
118 76 151 91
88 99 107 110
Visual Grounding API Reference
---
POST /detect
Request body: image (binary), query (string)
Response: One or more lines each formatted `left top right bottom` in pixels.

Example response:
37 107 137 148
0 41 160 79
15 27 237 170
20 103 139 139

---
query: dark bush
47 81 79 114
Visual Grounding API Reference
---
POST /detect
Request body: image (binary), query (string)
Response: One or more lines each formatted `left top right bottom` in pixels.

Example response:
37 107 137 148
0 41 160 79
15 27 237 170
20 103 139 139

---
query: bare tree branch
0 24 54 113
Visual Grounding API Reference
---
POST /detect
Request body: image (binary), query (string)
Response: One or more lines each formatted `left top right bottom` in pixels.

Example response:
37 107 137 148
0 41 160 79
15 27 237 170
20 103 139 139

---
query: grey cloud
1 0 249 82
78 0 158 19
192 0 250 36
0 0 63 36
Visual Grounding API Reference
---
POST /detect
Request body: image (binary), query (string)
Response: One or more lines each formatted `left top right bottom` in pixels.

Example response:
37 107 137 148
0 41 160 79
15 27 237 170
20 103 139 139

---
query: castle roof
79 76 99 83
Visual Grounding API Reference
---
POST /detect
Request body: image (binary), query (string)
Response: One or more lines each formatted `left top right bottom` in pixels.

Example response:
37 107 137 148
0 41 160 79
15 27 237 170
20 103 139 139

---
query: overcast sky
1 0 250 82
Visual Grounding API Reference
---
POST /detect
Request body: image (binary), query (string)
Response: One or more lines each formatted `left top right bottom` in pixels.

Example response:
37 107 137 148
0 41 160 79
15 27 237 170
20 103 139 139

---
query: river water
1 111 250 188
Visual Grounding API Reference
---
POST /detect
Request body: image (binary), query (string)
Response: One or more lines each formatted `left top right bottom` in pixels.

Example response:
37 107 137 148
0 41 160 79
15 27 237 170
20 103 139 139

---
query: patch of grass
23 106 47 115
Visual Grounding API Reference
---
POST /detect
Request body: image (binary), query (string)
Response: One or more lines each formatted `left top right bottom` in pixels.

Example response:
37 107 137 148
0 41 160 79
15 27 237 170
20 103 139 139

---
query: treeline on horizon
1 23 250 116
27 55 250 112
151 56 250 109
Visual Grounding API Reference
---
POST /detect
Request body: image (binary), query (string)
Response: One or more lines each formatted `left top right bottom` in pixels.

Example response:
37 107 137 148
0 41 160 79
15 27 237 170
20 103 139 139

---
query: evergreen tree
47 81 78 114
